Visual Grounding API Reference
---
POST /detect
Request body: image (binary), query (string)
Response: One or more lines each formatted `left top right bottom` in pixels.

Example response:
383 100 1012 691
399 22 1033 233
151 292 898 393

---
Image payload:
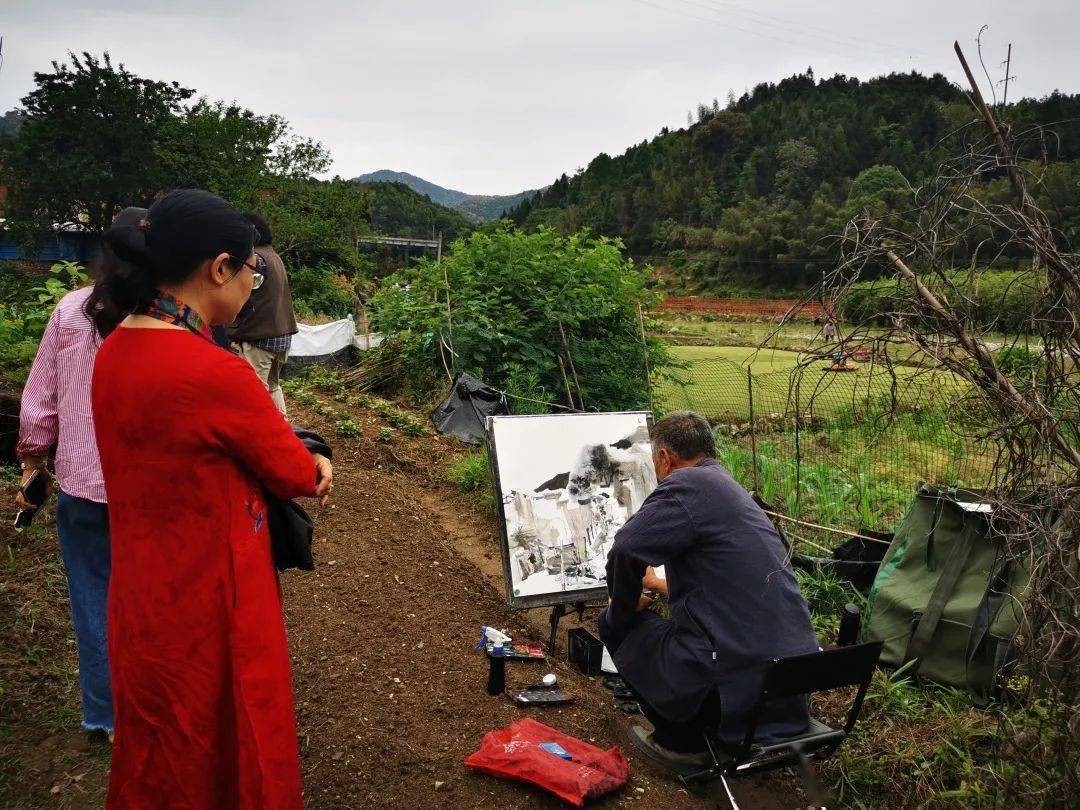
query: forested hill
510 70 1080 293
365 181 474 243
353 169 540 221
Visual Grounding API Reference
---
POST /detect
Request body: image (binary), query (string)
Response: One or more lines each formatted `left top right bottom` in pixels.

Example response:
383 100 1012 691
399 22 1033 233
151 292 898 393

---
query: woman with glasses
87 189 331 808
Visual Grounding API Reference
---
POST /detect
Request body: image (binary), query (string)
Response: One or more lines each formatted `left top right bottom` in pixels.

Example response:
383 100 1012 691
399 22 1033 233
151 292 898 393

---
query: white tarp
354 331 383 351
291 316 355 358
290 315 383 357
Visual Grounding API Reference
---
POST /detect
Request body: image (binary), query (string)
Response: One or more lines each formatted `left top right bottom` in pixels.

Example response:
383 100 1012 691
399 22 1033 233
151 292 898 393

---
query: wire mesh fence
655 353 997 532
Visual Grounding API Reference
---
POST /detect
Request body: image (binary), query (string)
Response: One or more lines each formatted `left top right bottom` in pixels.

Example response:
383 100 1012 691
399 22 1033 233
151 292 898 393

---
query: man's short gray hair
650 411 716 460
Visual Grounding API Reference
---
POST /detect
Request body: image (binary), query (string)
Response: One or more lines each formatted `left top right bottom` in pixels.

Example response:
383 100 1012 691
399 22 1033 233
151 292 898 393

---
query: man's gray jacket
602 458 819 743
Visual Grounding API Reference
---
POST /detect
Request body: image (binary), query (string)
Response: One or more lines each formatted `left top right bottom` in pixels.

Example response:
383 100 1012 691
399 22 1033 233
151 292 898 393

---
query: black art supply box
567 628 604 676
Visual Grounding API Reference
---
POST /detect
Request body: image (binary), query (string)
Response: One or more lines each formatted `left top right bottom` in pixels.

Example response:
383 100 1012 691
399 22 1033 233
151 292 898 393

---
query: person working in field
599 411 819 770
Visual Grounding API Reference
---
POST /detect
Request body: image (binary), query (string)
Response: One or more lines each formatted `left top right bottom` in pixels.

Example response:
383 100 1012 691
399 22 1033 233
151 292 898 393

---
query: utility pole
1001 43 1013 108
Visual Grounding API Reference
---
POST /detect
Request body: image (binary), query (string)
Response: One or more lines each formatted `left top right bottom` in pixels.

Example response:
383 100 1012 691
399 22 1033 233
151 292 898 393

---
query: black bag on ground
430 372 509 444
267 428 332 572
792 532 891 593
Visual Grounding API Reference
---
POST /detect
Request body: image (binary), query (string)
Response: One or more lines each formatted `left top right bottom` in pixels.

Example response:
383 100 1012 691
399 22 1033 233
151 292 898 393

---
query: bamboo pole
556 355 576 410
748 367 759 493
558 322 585 410
761 509 893 546
638 304 654 413
441 263 454 371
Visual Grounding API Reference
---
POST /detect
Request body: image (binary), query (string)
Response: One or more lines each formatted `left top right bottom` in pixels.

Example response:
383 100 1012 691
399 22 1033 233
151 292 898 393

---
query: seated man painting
599 411 819 769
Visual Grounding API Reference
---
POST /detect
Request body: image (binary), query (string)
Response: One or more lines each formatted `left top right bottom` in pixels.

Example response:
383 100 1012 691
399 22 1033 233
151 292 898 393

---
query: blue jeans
56 490 113 733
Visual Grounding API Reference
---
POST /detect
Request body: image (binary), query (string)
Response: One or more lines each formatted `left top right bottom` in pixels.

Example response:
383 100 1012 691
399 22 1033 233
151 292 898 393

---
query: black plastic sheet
430 372 510 444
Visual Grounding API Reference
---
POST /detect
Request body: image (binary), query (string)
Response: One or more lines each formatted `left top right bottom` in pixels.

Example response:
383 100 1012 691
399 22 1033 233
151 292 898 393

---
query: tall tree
0 52 193 244
0 53 332 251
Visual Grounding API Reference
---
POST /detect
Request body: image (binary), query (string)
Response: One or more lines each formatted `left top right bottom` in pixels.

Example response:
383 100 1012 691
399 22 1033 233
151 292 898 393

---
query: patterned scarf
143 291 216 344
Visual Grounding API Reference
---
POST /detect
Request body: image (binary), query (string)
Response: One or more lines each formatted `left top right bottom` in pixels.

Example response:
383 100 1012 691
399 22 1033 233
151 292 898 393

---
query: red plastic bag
464 718 629 806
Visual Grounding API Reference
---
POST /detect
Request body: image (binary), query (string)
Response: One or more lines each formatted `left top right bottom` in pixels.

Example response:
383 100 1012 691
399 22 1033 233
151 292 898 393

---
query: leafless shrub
775 42 1079 803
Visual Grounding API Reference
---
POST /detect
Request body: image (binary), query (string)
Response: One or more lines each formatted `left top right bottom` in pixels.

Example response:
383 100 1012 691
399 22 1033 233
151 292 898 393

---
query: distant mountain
352 169 541 221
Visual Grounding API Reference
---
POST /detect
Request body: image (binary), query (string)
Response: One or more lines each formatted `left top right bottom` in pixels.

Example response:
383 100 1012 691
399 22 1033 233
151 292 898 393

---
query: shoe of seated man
628 725 710 773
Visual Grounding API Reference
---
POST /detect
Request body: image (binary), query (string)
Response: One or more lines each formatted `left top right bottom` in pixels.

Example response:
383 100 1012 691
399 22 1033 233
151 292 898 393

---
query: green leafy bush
384 410 425 436
335 417 364 438
841 270 1041 333
289 263 356 319
0 262 89 391
370 224 667 412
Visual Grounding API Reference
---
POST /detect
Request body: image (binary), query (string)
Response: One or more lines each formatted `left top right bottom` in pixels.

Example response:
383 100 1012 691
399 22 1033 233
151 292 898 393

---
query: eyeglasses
231 254 265 290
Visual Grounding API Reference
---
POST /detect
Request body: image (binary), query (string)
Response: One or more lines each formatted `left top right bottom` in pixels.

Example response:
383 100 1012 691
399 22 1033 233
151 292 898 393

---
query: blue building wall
0 232 100 263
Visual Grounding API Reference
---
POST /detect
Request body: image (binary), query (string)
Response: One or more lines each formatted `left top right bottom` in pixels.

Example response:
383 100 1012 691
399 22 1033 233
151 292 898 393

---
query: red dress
92 327 317 809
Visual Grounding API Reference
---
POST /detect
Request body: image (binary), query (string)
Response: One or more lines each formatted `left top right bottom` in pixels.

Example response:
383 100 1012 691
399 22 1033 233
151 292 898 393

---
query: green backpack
863 485 1030 703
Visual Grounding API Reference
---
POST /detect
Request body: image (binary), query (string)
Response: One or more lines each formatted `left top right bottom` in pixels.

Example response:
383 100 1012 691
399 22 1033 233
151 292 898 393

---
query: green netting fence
655 354 997 533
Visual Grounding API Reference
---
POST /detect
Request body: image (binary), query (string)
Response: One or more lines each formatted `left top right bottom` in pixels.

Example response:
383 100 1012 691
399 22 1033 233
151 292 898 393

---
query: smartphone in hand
14 470 49 530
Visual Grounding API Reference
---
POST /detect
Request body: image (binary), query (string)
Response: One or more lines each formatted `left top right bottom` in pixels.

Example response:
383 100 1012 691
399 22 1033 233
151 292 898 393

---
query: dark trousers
56 491 113 733
600 610 722 754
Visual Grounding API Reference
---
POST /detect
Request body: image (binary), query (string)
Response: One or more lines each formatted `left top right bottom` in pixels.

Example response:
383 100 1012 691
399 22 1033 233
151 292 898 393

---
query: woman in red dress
89 190 332 808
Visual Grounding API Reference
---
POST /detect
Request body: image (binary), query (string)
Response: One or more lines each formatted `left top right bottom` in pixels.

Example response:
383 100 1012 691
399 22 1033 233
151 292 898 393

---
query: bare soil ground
0 391 800 808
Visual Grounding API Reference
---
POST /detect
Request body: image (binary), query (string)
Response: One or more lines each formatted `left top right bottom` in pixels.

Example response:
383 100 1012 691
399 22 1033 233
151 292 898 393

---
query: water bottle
837 603 861 647
486 652 506 695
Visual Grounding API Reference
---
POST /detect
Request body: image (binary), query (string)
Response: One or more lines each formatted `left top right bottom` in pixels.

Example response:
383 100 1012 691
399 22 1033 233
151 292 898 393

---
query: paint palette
485 642 546 660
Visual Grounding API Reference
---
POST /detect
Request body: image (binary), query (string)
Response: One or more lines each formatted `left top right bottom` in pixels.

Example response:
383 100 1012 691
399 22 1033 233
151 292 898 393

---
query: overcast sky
2 1 1078 195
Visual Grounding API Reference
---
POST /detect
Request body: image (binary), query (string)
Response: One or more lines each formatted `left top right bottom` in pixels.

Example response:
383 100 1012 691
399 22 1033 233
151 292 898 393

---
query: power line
693 0 928 60
631 0 846 59
630 0 922 65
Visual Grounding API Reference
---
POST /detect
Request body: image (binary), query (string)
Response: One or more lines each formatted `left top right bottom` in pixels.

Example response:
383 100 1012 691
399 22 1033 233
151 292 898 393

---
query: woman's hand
14 462 51 511
312 453 334 506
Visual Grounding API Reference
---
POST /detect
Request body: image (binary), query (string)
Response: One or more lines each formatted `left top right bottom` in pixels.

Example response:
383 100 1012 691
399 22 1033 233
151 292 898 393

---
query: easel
547 601 606 654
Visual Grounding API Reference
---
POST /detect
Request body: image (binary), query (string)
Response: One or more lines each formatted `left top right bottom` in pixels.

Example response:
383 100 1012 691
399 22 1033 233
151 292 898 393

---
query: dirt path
0 391 800 808
282 397 797 808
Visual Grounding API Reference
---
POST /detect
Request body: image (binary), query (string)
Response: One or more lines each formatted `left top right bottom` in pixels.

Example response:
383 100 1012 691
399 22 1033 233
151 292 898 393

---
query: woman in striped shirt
15 207 146 739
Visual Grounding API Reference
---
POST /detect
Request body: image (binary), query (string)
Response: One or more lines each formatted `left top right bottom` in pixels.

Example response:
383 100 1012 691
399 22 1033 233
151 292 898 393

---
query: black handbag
267 428 332 572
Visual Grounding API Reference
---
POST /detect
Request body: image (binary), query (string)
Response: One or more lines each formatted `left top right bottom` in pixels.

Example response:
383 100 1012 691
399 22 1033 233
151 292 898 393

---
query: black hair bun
104 224 151 266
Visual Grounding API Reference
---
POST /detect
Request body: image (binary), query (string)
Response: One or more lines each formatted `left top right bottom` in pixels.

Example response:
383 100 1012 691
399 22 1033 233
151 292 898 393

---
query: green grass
794 568 1031 807
717 431 920 534
796 568 866 640
660 315 1038 369
659 344 965 423
445 450 490 492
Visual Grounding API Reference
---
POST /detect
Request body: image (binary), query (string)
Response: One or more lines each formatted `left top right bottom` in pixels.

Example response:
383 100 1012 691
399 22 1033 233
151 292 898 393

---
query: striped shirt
17 286 107 503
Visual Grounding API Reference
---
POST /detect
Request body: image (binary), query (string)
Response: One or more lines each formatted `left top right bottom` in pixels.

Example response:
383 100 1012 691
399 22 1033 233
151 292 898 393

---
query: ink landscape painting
488 413 656 606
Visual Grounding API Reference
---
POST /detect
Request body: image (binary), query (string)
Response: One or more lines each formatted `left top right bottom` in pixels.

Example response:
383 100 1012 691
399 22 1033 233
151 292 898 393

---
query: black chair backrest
761 642 883 699
734 641 883 760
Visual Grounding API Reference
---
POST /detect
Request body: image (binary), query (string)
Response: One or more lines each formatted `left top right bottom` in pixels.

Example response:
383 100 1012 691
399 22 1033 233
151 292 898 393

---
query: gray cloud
1 1 1077 194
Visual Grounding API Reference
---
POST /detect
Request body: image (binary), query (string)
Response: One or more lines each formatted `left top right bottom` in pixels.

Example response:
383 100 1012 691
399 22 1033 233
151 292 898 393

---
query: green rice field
658 344 965 422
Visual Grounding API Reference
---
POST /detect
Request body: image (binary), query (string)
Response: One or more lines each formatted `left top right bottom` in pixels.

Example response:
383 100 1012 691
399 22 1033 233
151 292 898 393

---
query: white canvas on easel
487 412 657 609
